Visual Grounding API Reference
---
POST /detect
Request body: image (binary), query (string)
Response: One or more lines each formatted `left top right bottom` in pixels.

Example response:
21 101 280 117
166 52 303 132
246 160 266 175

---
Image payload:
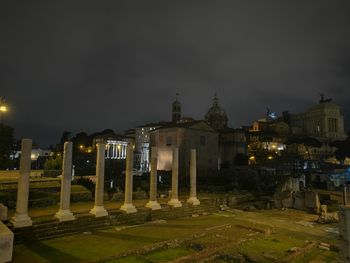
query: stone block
293 191 305 210
305 191 320 213
0 221 13 263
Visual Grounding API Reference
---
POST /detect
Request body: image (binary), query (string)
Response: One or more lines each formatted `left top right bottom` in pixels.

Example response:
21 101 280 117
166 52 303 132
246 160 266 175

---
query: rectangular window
166 136 172 146
200 136 206 146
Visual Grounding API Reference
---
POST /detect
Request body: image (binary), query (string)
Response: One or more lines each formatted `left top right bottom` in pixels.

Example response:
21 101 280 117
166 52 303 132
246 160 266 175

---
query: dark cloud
1 0 350 146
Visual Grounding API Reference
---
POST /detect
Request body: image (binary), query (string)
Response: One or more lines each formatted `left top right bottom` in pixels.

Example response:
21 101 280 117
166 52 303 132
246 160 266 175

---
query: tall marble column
120 143 137 213
187 149 200 205
90 142 108 217
11 139 33 228
55 141 75 221
168 147 182 207
145 147 161 210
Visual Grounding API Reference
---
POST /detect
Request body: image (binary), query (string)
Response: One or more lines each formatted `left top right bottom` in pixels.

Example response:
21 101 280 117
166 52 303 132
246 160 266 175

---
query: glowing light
0 106 7 112
268 156 273 160
79 145 84 149
249 156 255 160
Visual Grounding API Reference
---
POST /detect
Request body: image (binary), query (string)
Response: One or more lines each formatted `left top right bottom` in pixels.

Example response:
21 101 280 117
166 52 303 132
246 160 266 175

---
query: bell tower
172 93 181 123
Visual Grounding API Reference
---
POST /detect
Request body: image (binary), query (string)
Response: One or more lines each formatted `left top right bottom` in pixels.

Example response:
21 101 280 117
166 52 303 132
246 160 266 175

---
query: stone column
120 143 137 213
55 141 75 222
168 147 182 207
145 147 161 210
11 139 33 228
90 142 108 217
187 149 200 205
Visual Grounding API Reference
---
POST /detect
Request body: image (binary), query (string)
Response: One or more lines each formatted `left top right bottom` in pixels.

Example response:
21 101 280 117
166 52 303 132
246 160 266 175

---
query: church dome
205 94 228 130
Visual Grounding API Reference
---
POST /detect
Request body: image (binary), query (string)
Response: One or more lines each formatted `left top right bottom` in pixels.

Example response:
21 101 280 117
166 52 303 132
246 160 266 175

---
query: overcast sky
1 1 350 147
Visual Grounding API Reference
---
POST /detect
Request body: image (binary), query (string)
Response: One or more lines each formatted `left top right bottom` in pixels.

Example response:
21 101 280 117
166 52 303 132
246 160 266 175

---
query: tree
43 155 63 170
56 131 72 152
0 124 14 169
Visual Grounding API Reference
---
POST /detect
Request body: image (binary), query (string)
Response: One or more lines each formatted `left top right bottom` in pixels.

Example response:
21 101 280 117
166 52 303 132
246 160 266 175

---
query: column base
120 203 137 214
168 198 182 207
11 214 32 228
90 206 108 218
145 201 162 210
187 197 200 206
55 209 75 222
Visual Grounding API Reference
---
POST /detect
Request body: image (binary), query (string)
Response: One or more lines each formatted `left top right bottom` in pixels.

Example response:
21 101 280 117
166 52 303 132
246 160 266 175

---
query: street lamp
0 97 8 124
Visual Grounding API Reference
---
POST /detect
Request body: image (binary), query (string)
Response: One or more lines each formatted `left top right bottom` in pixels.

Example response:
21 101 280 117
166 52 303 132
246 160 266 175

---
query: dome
205 94 228 130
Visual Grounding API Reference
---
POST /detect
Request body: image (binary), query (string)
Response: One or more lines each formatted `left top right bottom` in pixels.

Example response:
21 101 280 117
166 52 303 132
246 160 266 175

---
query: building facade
150 121 219 178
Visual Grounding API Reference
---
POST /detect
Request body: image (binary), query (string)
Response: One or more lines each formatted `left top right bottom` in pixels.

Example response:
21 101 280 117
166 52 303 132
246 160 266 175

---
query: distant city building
289 96 346 140
247 95 347 162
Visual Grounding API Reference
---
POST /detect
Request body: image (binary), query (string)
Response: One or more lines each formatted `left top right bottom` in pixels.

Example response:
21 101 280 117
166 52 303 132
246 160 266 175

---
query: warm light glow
87 149 92 153
79 145 84 149
0 105 7 112
249 156 255 160
268 156 273 160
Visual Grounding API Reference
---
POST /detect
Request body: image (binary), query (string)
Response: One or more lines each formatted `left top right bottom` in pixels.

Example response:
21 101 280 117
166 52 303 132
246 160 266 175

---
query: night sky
1 1 350 147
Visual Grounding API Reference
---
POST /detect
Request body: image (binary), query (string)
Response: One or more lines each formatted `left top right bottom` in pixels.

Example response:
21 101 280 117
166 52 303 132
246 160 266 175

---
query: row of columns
106 142 127 159
10 139 199 228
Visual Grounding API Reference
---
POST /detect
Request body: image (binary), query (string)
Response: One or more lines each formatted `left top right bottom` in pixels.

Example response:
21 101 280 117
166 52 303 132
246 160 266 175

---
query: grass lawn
12 209 342 263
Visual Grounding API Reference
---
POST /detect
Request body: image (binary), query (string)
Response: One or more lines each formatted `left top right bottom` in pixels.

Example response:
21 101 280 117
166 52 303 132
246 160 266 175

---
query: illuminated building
93 135 130 160
134 123 167 172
